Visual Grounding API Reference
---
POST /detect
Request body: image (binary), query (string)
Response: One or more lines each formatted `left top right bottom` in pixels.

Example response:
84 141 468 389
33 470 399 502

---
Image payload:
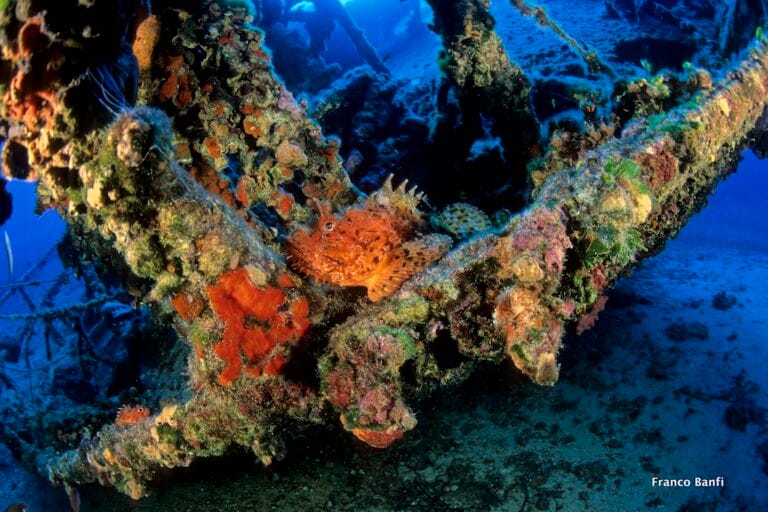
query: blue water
676 151 768 251
0 181 66 284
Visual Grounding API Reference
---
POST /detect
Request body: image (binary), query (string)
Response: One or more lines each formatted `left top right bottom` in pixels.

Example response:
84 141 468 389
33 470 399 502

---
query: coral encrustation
207 268 310 385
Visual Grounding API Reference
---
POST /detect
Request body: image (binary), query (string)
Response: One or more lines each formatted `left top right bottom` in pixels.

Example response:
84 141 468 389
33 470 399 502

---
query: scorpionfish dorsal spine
287 176 452 301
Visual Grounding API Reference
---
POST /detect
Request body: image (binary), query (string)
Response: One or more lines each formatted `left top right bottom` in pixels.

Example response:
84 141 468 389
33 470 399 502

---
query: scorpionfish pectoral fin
366 234 453 302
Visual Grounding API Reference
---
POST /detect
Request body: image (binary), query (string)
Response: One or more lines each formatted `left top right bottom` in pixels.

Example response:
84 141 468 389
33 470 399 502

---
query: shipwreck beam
425 0 541 209
322 40 768 444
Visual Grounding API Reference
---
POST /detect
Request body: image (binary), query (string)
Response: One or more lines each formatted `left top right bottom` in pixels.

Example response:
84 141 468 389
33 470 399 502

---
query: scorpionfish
287 176 452 301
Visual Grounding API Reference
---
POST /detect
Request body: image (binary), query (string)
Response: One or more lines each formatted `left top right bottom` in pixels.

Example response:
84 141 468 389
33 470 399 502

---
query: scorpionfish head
287 187 451 302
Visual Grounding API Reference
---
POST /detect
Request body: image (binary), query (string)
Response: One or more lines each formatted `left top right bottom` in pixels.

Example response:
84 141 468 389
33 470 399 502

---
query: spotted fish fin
366 234 452 302
369 174 425 218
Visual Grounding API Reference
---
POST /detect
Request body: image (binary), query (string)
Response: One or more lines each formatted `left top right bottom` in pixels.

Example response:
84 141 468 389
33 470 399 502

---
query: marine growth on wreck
0 0 767 509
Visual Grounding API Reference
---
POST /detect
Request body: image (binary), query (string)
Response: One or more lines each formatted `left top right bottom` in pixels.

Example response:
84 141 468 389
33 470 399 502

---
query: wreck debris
425 0 541 210
320 40 768 441
141 2 357 233
509 0 615 77
312 0 390 75
0 0 766 501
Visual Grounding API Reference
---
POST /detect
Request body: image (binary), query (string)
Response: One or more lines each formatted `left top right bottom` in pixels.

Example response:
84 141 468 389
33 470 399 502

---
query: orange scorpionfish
287 176 452 301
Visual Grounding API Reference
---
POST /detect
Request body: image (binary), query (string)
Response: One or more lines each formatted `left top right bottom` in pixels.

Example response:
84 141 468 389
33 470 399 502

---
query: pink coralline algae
576 294 609 335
